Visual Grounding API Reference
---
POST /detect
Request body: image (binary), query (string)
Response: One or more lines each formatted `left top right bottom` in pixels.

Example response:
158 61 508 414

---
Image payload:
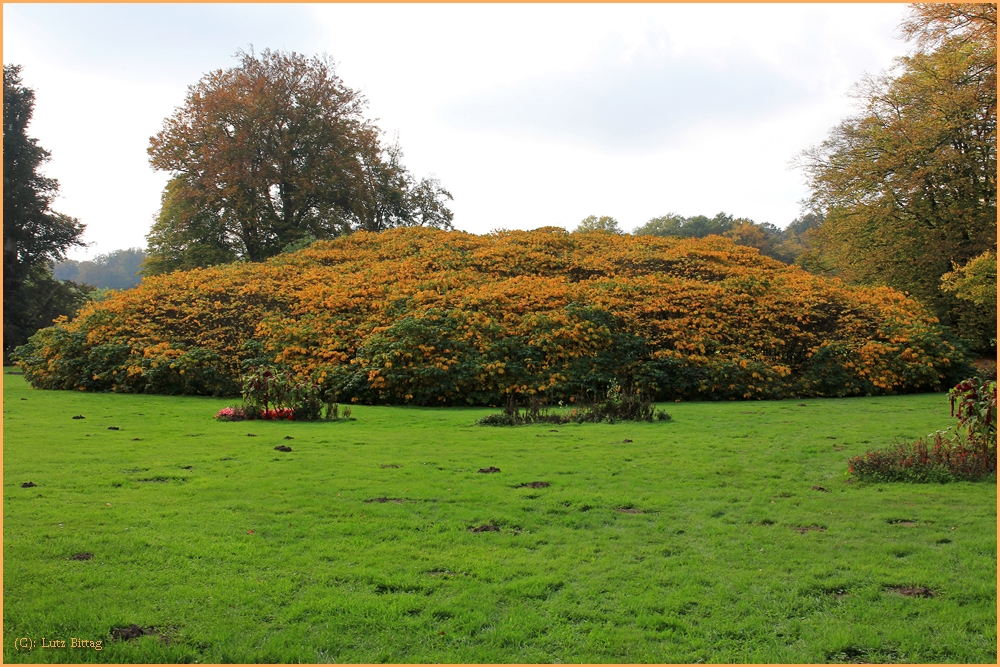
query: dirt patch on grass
21 482 36 488
887 518 918 526
108 426 120 430
616 508 646 514
365 497 405 504
790 524 826 534
478 466 501 473
246 433 257 437
380 464 400 469
469 522 500 533
515 481 550 488
811 486 830 492
886 585 936 598
283 435 294 440
111 624 152 641
622 439 633 443
72 415 85 419
68 552 93 561
274 445 292 452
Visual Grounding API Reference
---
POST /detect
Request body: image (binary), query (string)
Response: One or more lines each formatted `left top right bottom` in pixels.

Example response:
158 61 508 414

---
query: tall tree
146 48 452 272
3 64 87 361
798 3 996 352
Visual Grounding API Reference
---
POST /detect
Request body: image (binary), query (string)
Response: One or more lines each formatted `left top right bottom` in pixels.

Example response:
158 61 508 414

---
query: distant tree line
53 248 147 290
571 212 823 266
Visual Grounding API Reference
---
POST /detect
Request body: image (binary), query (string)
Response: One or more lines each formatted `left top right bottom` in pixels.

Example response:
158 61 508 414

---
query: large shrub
14 228 969 403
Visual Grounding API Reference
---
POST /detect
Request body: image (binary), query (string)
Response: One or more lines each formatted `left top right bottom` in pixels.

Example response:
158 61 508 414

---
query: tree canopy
3 64 88 361
798 3 996 353
575 215 623 234
145 48 453 274
632 211 822 265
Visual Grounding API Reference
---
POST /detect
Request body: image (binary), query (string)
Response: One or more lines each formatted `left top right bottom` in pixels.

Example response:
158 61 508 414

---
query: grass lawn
2 369 996 663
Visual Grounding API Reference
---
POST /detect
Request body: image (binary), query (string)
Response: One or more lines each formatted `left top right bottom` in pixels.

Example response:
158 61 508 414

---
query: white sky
3 3 912 261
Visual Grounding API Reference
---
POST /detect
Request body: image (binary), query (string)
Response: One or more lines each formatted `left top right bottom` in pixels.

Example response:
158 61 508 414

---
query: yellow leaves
19 227 962 402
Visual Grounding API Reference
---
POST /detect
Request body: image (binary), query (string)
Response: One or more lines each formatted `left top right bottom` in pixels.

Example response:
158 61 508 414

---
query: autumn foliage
14 228 969 404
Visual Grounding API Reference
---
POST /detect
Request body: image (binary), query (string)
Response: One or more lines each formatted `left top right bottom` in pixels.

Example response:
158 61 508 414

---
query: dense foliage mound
14 228 969 403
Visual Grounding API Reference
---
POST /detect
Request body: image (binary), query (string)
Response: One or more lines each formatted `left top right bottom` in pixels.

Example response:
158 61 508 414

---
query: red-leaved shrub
848 431 996 483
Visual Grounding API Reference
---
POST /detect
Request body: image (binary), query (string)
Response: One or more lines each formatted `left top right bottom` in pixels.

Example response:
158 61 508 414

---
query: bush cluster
849 377 997 483
478 382 671 426
847 431 996 483
215 366 352 421
14 228 970 404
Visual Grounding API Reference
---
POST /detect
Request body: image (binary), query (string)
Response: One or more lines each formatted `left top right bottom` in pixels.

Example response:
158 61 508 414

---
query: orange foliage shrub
14 228 969 403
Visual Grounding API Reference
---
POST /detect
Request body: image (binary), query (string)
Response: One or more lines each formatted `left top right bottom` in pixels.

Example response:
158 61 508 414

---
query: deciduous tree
798 3 996 352
146 48 452 272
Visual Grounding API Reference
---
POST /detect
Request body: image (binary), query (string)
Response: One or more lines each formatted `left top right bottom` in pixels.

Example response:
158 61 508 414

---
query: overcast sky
4 3 912 261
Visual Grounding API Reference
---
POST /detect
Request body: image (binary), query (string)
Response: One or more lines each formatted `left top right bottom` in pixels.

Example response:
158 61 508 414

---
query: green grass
3 370 996 663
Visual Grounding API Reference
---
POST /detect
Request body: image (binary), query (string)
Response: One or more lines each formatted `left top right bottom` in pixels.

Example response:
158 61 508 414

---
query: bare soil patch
790 525 826 534
887 585 936 598
68 552 93 561
811 486 830 492
112 624 150 641
469 522 500 533
21 482 36 488
274 445 292 452
478 466 501 473
515 481 550 488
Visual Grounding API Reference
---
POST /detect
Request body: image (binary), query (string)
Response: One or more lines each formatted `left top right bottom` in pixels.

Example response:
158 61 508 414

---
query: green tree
941 250 997 343
54 247 147 289
798 3 996 352
633 212 735 238
575 215 623 234
142 175 239 275
146 48 452 272
3 64 87 361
